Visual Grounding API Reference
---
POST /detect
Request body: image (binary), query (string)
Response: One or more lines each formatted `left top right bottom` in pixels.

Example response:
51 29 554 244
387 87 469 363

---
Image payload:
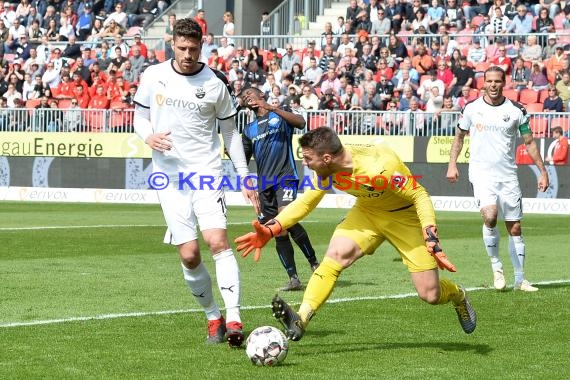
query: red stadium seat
471 15 484 27
530 117 548 137
475 76 485 90
525 103 544 112
538 89 550 103
307 114 328 130
519 89 539 104
550 116 570 132
503 89 519 102
474 62 490 73
155 49 166 62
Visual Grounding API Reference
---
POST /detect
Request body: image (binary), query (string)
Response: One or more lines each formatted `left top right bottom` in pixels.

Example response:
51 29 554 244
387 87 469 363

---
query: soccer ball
245 326 289 366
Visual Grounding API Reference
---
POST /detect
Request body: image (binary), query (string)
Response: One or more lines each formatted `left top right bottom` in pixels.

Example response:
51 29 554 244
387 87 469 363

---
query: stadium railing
1 108 566 137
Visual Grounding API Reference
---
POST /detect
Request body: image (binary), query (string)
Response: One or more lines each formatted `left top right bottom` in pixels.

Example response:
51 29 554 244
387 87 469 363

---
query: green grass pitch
0 202 569 379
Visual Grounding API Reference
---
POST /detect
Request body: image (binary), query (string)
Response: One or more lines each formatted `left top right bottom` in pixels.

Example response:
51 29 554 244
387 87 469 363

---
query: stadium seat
550 116 570 132
25 99 41 109
475 76 485 89
519 89 539 104
468 88 479 98
554 13 565 29
58 99 72 109
530 117 548 137
525 102 544 112
307 114 328 130
155 50 166 62
471 15 484 27
503 89 519 102
538 89 550 103
474 62 490 73
84 110 105 132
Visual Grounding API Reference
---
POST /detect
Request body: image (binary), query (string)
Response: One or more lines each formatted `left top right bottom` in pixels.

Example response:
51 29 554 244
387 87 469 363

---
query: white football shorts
471 178 523 221
158 178 228 245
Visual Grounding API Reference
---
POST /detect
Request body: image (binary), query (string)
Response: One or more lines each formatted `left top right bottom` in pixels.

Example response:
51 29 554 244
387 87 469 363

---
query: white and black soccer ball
245 326 289 366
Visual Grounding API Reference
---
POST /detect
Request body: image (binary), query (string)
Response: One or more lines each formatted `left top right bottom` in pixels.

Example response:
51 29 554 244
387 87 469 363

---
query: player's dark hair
484 66 506 82
173 17 203 42
299 127 344 156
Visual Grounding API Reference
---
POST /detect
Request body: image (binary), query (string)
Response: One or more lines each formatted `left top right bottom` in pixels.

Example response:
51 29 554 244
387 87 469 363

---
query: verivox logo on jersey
155 93 204 111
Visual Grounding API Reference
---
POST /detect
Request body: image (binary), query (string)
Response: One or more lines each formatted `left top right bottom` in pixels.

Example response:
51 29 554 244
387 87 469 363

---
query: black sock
275 235 297 278
288 223 318 266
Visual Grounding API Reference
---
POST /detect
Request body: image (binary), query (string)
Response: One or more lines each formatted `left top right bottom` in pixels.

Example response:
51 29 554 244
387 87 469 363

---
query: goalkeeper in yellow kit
235 127 477 340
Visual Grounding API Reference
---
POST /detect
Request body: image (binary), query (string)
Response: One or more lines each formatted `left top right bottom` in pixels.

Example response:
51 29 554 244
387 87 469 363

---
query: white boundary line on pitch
0 221 319 231
2 279 569 329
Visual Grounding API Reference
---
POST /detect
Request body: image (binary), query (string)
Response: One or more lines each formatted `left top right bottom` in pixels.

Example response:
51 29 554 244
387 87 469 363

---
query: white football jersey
458 96 529 182
134 61 237 177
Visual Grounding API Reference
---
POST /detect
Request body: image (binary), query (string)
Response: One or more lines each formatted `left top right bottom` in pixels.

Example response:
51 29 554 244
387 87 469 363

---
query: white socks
508 235 525 284
482 225 502 272
181 262 221 320
213 249 241 323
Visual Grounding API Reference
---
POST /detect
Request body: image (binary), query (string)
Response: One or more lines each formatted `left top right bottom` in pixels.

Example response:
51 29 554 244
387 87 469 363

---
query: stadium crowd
1 0 570 136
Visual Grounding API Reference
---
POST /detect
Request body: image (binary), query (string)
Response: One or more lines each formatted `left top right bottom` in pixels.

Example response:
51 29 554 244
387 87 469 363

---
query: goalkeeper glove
423 225 457 272
234 219 283 262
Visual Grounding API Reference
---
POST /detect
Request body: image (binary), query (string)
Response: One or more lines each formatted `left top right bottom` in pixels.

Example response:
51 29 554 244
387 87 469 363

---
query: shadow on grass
300 340 492 355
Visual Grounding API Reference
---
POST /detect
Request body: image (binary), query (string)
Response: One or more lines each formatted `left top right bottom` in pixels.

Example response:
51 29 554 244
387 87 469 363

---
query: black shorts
258 179 299 223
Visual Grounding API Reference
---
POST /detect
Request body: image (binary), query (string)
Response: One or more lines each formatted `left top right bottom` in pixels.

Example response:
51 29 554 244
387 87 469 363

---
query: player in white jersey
447 66 549 292
133 18 260 347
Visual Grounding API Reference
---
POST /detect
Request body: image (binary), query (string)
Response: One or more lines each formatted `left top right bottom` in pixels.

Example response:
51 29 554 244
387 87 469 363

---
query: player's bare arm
242 90 306 129
446 128 467 183
522 133 550 192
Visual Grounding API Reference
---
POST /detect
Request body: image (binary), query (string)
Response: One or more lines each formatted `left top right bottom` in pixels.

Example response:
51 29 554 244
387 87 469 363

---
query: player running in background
236 127 477 341
133 18 259 346
240 87 319 291
447 66 549 292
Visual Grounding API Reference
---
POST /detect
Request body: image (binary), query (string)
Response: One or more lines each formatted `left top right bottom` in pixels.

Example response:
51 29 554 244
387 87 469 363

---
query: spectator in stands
423 85 444 130
58 15 75 41
449 55 474 97
81 47 96 68
304 57 323 86
217 36 234 62
380 99 402 134
555 71 570 109
63 98 84 131
200 32 217 61
521 35 542 63
320 23 337 49
437 95 459 135
341 84 360 110
418 69 445 98
546 126 569 164
374 58 394 81
299 85 319 110
395 58 420 84
87 18 105 44
543 34 558 59
546 45 567 82
320 67 341 96
26 5 43 28
444 0 465 30
467 38 486 65
490 6 509 39
385 0 403 33
289 63 303 86
535 0 561 21
319 45 337 73
73 82 90 108
244 60 266 87
135 0 158 28
543 85 563 112
370 8 391 36
535 7 555 46
280 44 299 74
387 34 408 64
375 75 395 109
528 63 549 91
503 0 517 19
62 34 81 59
427 0 446 33
16 0 31 25
103 18 123 38
194 8 207 36
104 2 128 30
7 18 25 51
163 12 175 60
336 34 354 58
354 10 372 33
145 49 159 65
345 0 361 33
4 82 22 108
128 44 144 78
318 87 342 110
268 59 284 84
22 72 35 100
27 19 44 45
42 61 60 89
403 97 426 135
88 84 110 109
71 57 91 84
436 56 453 86
511 57 531 90
222 11 235 46
90 62 108 83
492 44 511 74
75 4 94 41
398 85 420 111
45 18 61 42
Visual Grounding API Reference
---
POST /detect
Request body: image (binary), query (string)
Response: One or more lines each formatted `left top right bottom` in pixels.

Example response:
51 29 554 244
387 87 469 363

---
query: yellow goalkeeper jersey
275 144 436 229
